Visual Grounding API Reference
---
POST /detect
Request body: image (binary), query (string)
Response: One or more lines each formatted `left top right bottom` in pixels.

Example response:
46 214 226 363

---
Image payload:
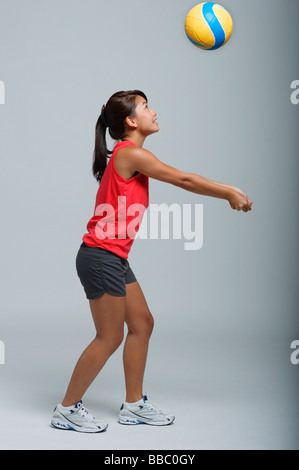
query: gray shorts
76 242 137 300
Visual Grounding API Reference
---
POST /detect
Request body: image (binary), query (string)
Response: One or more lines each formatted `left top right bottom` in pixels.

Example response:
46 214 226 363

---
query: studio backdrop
0 0 298 450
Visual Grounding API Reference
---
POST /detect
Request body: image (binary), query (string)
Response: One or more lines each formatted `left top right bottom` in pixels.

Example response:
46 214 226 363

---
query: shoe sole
51 418 108 433
118 415 175 426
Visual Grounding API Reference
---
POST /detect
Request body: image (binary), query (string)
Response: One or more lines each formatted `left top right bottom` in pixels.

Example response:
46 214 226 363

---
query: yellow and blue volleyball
185 2 233 50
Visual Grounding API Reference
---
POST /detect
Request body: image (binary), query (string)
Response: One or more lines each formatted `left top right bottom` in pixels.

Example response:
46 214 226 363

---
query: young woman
51 90 253 433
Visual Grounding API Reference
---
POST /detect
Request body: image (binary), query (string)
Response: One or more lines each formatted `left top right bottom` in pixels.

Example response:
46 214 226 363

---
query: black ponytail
92 109 112 183
92 90 147 183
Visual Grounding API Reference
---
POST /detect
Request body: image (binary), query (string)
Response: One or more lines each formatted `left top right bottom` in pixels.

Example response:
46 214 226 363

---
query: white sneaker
118 394 175 426
51 401 108 433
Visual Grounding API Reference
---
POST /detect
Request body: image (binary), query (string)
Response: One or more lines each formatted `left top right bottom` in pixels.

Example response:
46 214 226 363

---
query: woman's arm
121 147 253 212
205 179 253 211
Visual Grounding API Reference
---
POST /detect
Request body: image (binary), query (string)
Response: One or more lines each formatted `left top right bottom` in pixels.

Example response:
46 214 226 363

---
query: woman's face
132 95 159 136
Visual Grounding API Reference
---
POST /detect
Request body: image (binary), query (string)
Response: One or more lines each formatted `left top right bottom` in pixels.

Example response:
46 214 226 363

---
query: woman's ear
125 115 137 129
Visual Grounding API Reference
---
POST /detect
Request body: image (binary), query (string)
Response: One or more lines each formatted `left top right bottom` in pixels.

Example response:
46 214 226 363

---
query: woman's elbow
173 172 192 190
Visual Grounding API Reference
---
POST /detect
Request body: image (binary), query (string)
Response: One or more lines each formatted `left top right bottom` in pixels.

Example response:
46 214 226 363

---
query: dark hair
92 90 147 182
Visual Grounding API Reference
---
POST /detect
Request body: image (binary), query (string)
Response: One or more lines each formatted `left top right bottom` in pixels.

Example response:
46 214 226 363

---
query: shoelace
144 398 163 414
76 403 95 422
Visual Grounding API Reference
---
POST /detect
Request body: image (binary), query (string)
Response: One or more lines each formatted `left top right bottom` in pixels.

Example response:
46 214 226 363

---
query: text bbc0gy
104 454 196 466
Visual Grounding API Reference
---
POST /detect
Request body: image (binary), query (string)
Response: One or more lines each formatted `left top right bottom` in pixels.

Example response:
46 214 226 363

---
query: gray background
0 0 298 450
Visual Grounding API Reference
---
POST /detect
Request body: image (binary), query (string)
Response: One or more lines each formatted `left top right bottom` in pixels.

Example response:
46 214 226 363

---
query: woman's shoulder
114 142 149 180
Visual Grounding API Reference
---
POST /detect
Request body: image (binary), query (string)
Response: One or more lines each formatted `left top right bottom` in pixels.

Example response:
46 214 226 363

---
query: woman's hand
227 186 253 212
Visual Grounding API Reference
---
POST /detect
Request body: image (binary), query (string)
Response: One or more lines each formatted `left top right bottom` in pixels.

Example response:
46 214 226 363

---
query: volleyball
185 2 233 50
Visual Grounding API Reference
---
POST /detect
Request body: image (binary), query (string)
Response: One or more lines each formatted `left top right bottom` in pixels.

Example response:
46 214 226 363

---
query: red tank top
83 140 149 259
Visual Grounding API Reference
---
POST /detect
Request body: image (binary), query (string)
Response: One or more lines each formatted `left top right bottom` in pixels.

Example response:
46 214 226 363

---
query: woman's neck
123 132 146 148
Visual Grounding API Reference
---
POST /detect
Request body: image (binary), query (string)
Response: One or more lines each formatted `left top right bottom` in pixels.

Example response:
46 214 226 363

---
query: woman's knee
96 329 124 354
128 310 154 338
146 312 154 336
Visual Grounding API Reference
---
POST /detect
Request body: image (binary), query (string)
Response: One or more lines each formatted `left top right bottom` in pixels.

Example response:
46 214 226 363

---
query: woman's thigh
89 293 126 341
125 282 154 335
